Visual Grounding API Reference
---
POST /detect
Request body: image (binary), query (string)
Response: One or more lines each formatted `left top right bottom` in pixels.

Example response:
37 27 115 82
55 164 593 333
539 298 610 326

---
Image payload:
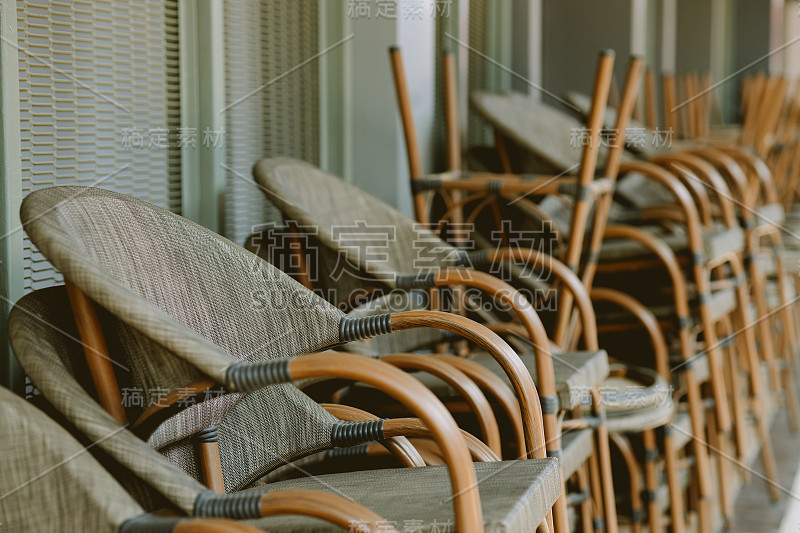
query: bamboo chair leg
754 389 781 502
748 261 782 390
728 259 781 502
722 316 748 464
663 428 686 533
782 363 800 433
642 429 661 533
712 400 734 525
693 290 736 523
609 433 643 533
575 463 594 533
587 444 607 533
773 240 800 432
197 428 226 494
591 389 618 533
705 408 731 531
65 281 127 424
493 128 513 174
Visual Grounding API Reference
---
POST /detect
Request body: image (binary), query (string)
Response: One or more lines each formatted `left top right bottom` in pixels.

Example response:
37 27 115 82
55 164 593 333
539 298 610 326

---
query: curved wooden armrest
649 154 715 226
381 418 500 462
431 354 527 457
617 160 705 251
590 287 670 380
468 249 599 350
655 152 739 228
686 148 751 207
172 519 267 532
421 171 614 198
258 489 397 532
322 403 498 462
603 225 691 324
711 145 777 204
389 310 545 460
379 353 501 456
281 352 484 532
423 269 555 456
321 403 425 467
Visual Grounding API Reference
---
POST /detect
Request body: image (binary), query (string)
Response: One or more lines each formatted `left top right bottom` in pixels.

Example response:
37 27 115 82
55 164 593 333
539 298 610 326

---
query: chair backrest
10 285 342 496
253 157 462 289
21 186 346 407
0 384 146 532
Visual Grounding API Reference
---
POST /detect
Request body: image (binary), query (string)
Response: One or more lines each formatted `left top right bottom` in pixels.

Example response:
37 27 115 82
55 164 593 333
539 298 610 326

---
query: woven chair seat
470 90 608 172
560 428 594 479
599 223 744 264
340 349 608 414
242 460 561 532
564 91 698 158
598 365 675 433
454 350 609 411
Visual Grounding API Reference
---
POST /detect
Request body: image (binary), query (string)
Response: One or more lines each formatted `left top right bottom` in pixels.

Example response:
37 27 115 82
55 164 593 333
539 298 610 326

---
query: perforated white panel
17 0 182 292
222 0 320 246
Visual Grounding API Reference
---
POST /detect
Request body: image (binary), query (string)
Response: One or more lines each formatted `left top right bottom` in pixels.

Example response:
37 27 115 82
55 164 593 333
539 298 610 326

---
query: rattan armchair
0 384 268 533
16 186 563 532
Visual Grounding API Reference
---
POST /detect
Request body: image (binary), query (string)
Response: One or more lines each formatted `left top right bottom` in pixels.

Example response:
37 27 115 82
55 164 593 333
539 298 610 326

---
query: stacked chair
390 48 712 532
6 186 565 532
0 384 267 532
248 47 627 533
460 58 800 531
6 46 800 533
240 49 703 533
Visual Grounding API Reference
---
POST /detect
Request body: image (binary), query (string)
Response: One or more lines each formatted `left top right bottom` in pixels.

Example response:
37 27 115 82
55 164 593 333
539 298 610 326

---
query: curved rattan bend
377 353 502 455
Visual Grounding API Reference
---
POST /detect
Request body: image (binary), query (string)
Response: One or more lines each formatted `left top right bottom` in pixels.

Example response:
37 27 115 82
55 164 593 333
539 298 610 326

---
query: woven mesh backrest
0 385 145 532
9 286 205 514
21 187 345 399
11 286 340 500
150 387 340 494
253 158 461 287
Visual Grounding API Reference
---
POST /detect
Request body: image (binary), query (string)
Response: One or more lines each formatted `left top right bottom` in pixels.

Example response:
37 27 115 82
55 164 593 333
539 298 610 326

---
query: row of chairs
1 48 798 533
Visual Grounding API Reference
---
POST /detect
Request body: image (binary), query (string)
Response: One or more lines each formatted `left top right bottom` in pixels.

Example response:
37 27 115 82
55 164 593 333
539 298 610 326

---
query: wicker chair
245 155 713 533
16 186 563 532
0 384 267 533
467 75 792 532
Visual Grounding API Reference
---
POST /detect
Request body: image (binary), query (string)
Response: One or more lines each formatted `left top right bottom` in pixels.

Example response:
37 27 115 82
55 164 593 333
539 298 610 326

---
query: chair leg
782 360 800 433
705 408 732 531
748 264 782 391
609 433 642 533
197 427 226 494
681 364 713 533
575 464 595 533
588 448 607 532
727 335 749 466
591 389 618 533
663 428 686 533
730 273 782 502
642 429 661 533
773 253 800 431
